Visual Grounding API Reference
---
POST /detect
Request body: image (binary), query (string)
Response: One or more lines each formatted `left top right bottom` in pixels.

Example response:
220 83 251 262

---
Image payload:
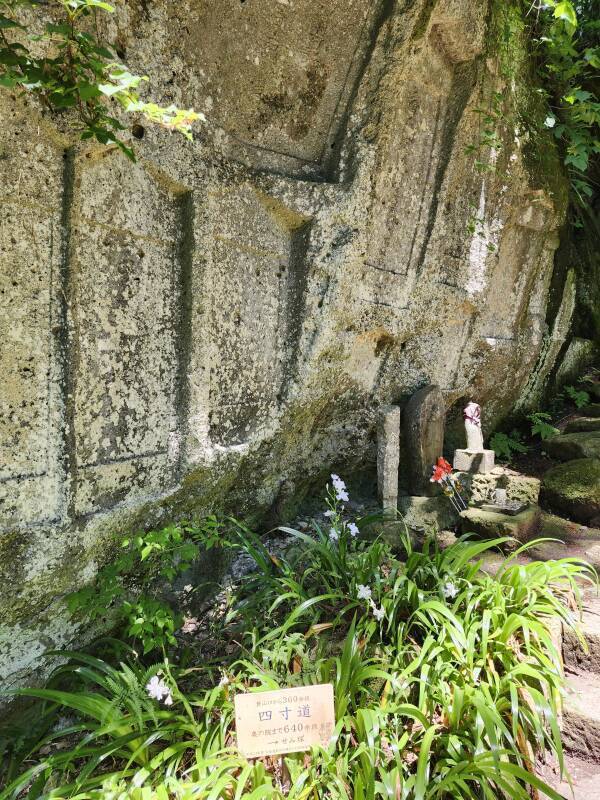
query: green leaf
78 81 101 100
0 73 18 87
415 726 438 800
45 23 72 35
0 48 24 66
566 151 589 171
90 43 114 59
584 48 600 69
86 0 116 11
0 14 24 29
554 1 577 27
97 81 122 97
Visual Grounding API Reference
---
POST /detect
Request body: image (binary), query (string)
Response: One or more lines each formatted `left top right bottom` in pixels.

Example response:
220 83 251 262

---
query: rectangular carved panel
205 185 311 446
0 108 65 528
70 155 183 515
166 0 381 166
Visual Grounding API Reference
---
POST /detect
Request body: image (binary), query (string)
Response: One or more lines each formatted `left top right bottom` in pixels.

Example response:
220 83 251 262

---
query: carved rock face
0 0 568 695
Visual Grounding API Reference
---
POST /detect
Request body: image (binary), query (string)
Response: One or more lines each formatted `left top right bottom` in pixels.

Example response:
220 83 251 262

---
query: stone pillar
403 385 445 496
377 405 400 513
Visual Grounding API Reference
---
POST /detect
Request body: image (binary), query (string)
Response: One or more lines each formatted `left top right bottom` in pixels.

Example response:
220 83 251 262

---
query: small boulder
544 431 600 461
564 417 600 434
540 458 600 523
397 494 457 531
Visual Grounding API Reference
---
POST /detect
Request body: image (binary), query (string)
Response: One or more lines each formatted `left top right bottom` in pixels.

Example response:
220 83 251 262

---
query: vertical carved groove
282 219 313 400
57 147 77 520
412 61 478 277
174 190 195 477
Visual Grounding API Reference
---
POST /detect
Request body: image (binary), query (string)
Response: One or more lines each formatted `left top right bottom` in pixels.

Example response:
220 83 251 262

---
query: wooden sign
234 683 335 759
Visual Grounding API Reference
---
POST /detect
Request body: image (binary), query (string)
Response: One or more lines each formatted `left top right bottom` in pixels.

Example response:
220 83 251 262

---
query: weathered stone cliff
0 0 573 696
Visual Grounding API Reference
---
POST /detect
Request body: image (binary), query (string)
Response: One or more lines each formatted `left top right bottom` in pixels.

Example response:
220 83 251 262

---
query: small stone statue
453 401 495 474
464 402 484 451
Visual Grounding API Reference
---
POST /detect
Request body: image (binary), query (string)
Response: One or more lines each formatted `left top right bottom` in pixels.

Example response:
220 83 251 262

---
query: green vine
527 0 599 211
465 90 505 175
0 0 203 159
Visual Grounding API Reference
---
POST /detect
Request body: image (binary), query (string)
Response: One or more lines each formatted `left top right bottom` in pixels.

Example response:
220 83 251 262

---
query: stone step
565 417 600 434
582 404 600 419
459 504 541 543
563 594 600 674
529 514 600 573
562 670 600 761
539 753 600 799
475 515 600 579
537 596 600 797
461 507 600 558
545 431 600 461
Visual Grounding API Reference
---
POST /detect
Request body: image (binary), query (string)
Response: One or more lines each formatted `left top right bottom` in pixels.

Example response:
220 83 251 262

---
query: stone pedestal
456 469 540 506
403 385 445 496
377 405 400 514
453 449 495 474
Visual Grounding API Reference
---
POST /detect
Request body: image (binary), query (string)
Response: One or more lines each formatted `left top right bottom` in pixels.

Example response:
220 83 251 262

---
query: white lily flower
442 581 459 600
357 584 372 600
146 675 170 702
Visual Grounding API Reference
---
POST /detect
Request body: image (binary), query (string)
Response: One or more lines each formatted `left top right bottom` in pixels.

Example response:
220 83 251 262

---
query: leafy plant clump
490 429 528 461
490 408 565 461
527 411 560 440
528 0 600 209
563 384 591 409
0 0 203 159
66 517 225 654
1 479 595 800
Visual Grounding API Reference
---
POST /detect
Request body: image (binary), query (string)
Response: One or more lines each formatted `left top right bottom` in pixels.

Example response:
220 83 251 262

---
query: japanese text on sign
234 683 335 758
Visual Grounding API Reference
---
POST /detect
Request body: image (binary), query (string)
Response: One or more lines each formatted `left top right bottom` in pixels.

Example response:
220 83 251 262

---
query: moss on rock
540 458 600 523
545 432 600 461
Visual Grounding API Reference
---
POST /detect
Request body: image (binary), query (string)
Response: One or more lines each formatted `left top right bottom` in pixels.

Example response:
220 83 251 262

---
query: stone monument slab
403 385 445 496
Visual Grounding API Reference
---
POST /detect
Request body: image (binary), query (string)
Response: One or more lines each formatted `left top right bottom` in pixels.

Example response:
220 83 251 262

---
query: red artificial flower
436 457 453 476
430 465 445 483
